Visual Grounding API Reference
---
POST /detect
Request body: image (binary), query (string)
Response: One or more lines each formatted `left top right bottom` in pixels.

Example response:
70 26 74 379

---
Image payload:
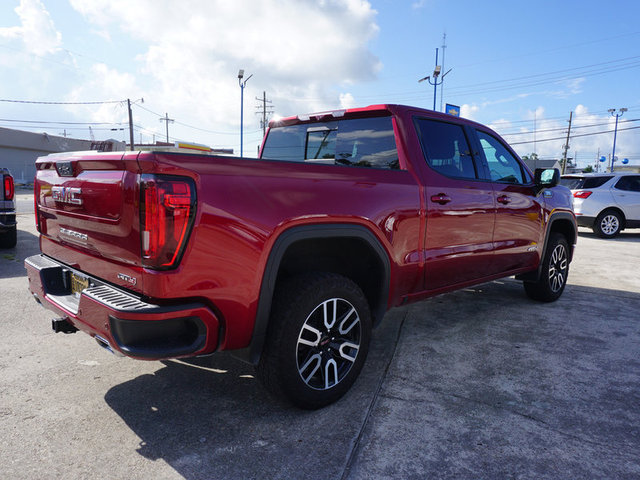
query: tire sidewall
541 233 569 301
273 274 371 409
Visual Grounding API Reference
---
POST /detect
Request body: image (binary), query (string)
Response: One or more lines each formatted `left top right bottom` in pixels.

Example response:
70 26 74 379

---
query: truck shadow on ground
103 309 405 480
0 227 40 279
102 280 640 480
577 229 640 242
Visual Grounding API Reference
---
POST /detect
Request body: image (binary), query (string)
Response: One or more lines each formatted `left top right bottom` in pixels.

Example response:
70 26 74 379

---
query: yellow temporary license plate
70 272 89 295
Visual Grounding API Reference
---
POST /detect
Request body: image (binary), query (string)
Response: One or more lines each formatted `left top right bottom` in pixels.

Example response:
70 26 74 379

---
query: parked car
561 172 640 238
1 167 17 248
26 104 576 409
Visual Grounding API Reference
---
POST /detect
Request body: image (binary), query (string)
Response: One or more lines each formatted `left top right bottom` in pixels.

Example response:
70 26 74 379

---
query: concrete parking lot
1 190 639 479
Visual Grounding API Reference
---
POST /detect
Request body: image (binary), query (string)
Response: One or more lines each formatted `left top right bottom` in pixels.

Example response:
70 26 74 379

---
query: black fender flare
516 211 577 282
239 224 391 365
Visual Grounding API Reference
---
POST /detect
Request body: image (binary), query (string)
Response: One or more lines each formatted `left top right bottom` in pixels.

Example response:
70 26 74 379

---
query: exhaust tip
52 317 78 334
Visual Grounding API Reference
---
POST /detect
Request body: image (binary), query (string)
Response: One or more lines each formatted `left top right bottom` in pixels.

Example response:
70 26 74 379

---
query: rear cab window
413 118 480 179
261 116 400 170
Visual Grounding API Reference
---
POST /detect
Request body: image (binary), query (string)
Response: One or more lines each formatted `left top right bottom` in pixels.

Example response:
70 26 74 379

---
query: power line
508 124 640 145
0 118 127 126
500 117 640 136
0 98 123 105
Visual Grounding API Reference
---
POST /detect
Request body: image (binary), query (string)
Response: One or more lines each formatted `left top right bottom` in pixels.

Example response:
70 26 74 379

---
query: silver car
561 172 640 238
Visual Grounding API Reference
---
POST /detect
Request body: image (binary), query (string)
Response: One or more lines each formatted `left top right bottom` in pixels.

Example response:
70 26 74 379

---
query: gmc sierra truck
25 104 576 409
1 167 17 249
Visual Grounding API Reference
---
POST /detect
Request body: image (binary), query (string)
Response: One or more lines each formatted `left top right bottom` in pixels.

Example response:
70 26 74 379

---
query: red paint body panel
26 104 576 361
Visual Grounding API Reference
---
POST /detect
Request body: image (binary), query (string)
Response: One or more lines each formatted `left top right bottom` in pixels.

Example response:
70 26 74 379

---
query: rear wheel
256 272 371 409
0 226 17 249
523 232 569 302
593 210 622 238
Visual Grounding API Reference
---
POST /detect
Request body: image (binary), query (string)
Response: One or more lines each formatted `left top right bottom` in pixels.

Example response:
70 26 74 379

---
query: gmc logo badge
52 186 83 205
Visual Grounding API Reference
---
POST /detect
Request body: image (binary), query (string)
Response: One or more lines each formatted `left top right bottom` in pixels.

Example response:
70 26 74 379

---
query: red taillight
573 190 592 199
140 175 196 269
3 174 14 201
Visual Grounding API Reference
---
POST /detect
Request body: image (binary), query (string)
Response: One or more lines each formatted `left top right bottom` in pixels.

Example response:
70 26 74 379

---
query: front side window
477 130 527 184
615 175 640 192
414 118 478 179
261 116 399 170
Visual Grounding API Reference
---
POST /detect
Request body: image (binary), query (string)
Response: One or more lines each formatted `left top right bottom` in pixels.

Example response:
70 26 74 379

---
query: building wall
0 127 124 184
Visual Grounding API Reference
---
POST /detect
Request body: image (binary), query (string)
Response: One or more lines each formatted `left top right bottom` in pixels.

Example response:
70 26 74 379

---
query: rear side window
615 176 640 192
560 176 613 189
261 116 399 170
477 130 527 184
414 119 478 179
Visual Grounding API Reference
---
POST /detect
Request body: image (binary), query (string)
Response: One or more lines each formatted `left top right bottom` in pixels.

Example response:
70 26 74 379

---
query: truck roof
268 104 485 129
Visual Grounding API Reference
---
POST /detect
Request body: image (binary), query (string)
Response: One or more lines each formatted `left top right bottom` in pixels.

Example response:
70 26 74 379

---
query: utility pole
561 111 572 174
159 112 174 143
533 110 537 156
608 107 627 172
439 32 447 112
255 91 274 138
127 99 135 150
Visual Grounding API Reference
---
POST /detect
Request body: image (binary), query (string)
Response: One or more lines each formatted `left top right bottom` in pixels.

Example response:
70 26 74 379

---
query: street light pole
608 108 627 173
418 48 451 112
238 69 253 157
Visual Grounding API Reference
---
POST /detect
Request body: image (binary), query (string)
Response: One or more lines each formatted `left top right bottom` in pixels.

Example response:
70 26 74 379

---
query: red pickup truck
25 104 576 409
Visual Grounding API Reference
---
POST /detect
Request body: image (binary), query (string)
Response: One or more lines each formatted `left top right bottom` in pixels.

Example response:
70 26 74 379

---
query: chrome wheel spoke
323 299 338 330
338 341 359 363
325 359 338 389
298 324 322 347
338 307 358 335
299 353 322 384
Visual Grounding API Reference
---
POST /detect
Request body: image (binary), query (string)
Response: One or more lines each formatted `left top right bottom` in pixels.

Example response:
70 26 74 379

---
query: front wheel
256 272 372 409
523 233 569 302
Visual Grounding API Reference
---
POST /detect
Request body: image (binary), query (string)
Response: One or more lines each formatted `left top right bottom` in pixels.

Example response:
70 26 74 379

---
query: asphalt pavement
1 190 639 479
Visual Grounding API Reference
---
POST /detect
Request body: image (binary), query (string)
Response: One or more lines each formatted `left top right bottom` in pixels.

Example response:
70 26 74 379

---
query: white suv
561 172 640 238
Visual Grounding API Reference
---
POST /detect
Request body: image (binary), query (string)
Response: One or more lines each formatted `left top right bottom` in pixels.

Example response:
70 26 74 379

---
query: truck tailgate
35 151 143 287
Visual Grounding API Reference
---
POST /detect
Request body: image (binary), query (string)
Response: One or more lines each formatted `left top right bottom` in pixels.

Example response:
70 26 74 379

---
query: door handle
497 195 511 205
430 193 452 205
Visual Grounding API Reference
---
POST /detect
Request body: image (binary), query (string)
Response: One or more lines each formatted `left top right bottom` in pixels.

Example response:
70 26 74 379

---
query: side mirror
535 168 560 188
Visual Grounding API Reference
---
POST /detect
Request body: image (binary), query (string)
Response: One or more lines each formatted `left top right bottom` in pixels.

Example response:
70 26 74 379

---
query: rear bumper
0 211 17 230
25 254 219 360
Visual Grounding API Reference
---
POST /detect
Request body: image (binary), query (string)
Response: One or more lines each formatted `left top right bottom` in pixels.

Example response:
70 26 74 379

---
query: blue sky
1 0 639 167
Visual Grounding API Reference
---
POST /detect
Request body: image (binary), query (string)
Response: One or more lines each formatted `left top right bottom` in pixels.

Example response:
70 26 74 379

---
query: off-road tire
256 272 372 409
523 232 569 302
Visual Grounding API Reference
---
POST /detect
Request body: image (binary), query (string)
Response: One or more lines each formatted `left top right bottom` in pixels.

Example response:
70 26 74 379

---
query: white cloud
460 103 479 120
65 63 141 124
0 0 62 56
339 93 357 109
69 1 380 124
65 0 382 150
